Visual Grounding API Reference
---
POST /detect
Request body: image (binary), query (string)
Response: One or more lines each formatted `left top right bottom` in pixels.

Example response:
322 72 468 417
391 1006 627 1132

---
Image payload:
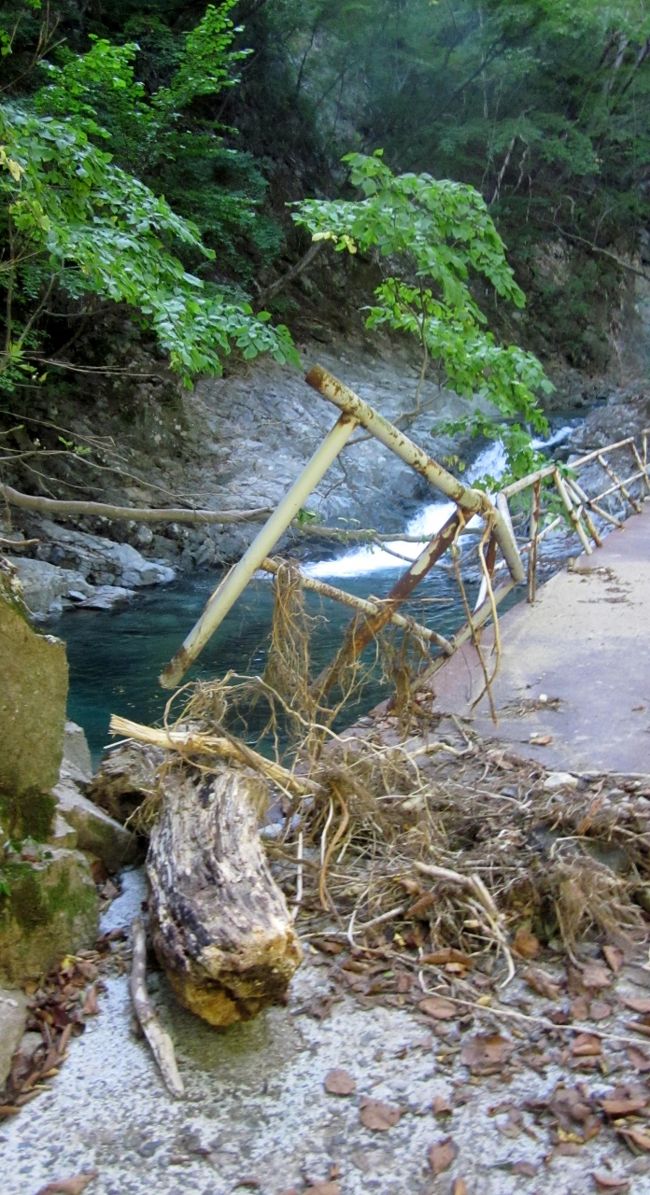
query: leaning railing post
159 412 359 689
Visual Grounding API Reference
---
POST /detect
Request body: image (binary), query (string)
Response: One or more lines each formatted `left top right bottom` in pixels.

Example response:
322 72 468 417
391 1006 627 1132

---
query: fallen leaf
406 893 437 918
359 1098 401 1131
618 1126 650 1152
324 1069 356 1096
620 995 650 1014
512 1161 538 1177
626 1046 650 1072
599 1096 647 1117
82 985 99 1017
590 1001 613 1021
314 939 345 955
512 927 540 959
522 967 561 1000
571 993 591 1020
603 945 625 974
418 997 457 1021
304 1184 341 1195
428 1137 457 1176
592 1174 630 1191
36 1174 98 1195
571 1033 602 1058
419 949 472 968
460 1033 514 1075
432 1095 453 1116
625 1020 650 1039
548 1085 597 1131
580 963 613 991
451 1180 468 1195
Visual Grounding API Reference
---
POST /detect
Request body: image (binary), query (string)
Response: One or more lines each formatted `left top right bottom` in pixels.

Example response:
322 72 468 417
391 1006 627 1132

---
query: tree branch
0 483 272 525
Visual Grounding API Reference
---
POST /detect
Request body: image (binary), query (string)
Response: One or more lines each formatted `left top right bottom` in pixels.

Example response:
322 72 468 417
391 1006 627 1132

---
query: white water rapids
305 425 574 580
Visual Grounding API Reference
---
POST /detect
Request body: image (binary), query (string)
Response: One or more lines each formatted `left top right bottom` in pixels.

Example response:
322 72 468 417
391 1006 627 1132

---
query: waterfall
305 426 574 580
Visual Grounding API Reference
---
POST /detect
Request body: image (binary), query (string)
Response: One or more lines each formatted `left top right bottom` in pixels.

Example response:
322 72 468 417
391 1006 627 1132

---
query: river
50 423 578 762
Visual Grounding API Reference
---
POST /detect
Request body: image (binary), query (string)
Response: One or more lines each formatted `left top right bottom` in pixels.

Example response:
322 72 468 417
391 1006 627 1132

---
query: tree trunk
146 762 302 1027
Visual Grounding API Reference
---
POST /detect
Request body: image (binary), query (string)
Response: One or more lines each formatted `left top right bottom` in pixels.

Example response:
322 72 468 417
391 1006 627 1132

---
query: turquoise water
51 564 465 762
51 421 581 762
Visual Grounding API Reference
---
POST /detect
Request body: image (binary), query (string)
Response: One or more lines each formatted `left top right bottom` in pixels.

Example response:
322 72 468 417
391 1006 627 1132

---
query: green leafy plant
0 11 298 394
294 150 552 480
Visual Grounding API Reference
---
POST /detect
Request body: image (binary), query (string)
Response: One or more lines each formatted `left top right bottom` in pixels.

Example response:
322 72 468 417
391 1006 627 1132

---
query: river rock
0 567 67 836
61 720 93 787
0 989 28 1088
76 585 135 610
52 777 140 873
6 556 94 618
0 848 98 985
34 520 175 589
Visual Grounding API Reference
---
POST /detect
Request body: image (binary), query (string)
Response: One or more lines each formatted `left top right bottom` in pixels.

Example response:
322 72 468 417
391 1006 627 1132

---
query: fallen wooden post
146 760 302 1027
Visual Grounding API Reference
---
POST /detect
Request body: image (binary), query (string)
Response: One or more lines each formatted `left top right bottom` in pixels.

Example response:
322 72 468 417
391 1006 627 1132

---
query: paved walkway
428 503 650 775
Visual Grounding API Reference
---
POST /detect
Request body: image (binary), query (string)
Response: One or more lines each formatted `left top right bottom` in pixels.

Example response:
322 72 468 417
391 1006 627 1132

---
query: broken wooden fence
158 366 649 701
159 365 525 691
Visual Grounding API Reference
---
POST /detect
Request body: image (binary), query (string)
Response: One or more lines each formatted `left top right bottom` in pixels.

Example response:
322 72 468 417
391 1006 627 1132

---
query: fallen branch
109 713 317 799
129 916 185 1098
0 482 271 525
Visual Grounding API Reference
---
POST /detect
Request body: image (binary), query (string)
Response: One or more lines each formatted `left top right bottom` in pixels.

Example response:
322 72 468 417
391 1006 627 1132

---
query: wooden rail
157 360 649 701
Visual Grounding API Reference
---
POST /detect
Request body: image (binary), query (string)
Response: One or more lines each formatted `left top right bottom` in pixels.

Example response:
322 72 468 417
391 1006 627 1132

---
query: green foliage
0 6 297 393
294 151 551 479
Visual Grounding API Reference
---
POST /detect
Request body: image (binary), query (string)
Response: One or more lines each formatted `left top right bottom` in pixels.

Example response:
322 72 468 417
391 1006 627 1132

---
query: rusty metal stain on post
313 509 465 700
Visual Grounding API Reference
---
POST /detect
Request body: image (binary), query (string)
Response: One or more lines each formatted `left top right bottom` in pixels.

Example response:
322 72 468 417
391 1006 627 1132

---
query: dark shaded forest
1 0 648 435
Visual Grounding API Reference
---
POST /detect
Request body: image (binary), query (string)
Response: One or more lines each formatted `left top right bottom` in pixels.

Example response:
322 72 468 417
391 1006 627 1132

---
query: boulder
0 848 98 985
35 520 175 589
53 777 140 872
0 568 67 838
76 585 135 610
61 720 93 787
0 988 28 1088
6 556 93 619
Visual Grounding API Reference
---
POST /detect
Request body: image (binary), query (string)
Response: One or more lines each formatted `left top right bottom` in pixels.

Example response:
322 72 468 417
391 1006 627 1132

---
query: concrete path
428 504 650 775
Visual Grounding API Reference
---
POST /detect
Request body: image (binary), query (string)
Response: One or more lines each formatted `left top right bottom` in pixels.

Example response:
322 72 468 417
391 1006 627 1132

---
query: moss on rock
0 849 98 985
0 569 68 813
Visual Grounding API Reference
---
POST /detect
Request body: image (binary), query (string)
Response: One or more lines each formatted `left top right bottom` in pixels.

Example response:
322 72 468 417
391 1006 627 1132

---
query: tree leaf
418 996 457 1020
428 1137 457 1175
359 1098 401 1131
324 1069 356 1096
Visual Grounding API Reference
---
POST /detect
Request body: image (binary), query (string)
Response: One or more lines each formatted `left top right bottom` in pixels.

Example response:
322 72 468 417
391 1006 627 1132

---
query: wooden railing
158 366 650 697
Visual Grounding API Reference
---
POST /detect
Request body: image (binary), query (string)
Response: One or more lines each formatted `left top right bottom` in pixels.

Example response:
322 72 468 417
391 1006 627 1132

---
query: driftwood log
146 762 302 1027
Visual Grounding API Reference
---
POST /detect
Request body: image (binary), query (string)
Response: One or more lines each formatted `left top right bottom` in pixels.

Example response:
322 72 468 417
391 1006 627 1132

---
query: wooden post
159 411 359 689
554 468 593 554
527 480 540 603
